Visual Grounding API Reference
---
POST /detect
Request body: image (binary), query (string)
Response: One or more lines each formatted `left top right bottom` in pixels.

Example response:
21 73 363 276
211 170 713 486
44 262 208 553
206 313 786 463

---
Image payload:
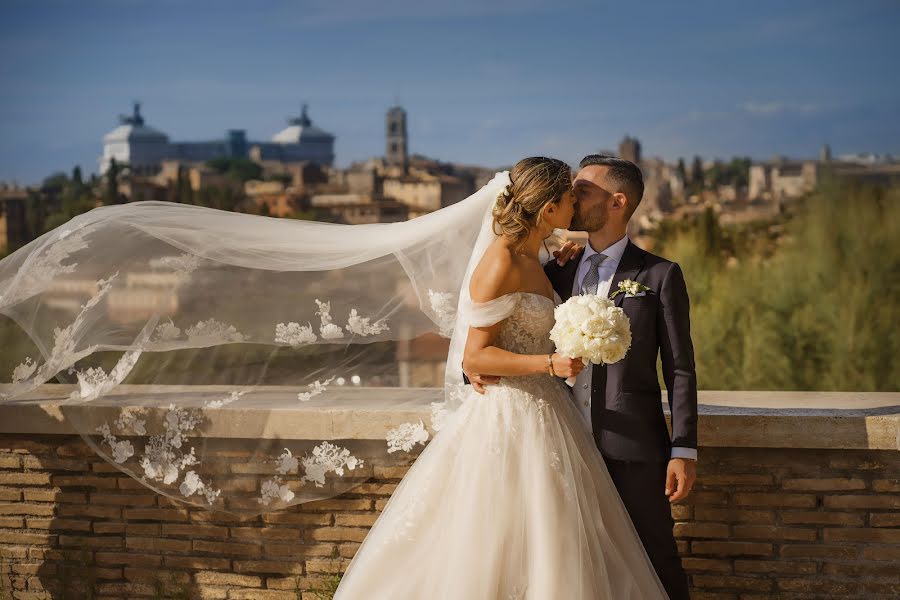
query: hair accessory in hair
495 183 513 206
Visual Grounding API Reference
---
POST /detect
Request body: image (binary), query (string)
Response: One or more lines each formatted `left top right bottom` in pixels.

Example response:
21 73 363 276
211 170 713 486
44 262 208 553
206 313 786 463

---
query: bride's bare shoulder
469 239 519 303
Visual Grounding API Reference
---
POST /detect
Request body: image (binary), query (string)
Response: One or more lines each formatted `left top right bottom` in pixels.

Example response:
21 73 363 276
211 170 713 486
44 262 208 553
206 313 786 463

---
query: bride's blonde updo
492 156 572 251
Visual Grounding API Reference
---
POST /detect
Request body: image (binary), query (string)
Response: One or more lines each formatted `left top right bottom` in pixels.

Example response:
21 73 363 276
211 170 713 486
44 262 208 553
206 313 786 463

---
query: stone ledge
1 384 897 450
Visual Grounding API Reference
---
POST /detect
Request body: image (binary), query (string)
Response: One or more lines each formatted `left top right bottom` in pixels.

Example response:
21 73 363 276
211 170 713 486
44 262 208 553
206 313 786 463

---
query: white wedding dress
334 291 669 599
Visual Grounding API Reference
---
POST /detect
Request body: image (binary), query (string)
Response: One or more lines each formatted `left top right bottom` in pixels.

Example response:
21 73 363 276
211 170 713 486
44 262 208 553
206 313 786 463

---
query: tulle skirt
333 374 669 600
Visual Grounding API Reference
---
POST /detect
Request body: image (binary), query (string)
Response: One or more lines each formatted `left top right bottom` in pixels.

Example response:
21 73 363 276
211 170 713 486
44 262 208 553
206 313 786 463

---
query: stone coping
0 384 897 451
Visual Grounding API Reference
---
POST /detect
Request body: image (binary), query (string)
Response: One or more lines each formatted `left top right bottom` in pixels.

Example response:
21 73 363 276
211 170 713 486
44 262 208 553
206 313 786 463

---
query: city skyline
1 0 898 185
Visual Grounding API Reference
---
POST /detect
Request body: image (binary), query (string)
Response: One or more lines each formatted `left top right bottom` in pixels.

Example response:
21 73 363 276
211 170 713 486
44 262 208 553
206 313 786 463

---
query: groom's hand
665 458 696 502
552 241 583 266
462 363 501 394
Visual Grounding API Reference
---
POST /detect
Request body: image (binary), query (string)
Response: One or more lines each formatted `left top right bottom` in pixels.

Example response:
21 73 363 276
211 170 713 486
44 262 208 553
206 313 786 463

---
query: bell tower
386 106 408 173
618 135 642 165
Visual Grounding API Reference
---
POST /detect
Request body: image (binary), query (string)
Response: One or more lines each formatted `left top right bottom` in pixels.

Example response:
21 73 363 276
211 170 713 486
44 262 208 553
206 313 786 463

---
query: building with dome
99 103 170 176
99 103 335 176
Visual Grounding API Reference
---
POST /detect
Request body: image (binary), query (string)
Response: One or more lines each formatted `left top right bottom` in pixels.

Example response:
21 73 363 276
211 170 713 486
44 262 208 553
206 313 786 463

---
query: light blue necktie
579 253 608 295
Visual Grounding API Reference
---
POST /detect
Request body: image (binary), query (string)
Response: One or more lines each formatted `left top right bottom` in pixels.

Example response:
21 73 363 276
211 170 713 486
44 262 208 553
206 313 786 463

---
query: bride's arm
462 246 582 378
465 324 579 377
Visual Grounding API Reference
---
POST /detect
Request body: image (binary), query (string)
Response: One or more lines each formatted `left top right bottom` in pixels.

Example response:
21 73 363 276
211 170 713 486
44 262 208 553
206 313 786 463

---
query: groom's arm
657 261 698 458
462 362 502 394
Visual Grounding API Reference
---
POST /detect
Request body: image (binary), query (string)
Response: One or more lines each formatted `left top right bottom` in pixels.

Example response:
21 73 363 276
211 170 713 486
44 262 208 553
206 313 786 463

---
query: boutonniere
610 279 652 298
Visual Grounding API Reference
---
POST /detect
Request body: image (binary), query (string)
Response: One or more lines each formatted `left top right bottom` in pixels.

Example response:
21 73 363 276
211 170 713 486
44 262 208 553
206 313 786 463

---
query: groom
466 155 697 600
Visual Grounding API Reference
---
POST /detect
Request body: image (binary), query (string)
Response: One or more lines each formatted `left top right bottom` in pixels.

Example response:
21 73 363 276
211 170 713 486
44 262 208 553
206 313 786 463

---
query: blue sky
1 0 898 185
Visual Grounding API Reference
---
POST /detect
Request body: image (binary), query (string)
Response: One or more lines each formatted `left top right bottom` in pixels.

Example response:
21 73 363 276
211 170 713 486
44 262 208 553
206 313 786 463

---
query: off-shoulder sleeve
457 293 519 328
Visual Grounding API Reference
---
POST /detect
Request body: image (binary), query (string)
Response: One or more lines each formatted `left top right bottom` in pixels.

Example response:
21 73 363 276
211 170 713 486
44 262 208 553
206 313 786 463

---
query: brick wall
1 434 898 599
678 447 900 599
0 433 411 600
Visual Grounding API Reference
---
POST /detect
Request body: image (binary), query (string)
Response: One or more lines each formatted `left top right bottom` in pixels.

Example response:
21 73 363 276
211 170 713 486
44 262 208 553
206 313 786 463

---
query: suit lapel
592 240 646 431
608 240 647 307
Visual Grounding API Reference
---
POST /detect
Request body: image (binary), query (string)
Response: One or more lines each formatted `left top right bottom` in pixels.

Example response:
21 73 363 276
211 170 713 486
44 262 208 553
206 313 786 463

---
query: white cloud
739 101 823 117
740 101 784 116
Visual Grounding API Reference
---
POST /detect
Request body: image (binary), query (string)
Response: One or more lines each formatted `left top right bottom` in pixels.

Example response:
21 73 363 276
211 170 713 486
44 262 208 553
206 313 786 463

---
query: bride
333 157 668 599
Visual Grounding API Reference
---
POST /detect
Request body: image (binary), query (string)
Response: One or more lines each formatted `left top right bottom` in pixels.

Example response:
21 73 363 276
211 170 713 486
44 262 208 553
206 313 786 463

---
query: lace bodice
494 292 557 355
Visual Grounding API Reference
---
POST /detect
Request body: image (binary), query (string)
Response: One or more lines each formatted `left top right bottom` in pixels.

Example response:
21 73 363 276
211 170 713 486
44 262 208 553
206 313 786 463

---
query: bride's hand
550 353 584 378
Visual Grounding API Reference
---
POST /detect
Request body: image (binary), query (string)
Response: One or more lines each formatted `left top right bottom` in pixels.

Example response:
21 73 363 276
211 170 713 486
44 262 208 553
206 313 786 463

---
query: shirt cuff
670 447 697 461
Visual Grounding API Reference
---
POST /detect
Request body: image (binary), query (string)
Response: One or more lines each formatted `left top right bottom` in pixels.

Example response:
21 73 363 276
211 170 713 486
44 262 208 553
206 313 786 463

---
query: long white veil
0 171 517 515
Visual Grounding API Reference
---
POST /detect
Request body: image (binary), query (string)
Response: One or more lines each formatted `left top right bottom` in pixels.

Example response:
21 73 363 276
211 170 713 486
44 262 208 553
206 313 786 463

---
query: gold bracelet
547 353 556 377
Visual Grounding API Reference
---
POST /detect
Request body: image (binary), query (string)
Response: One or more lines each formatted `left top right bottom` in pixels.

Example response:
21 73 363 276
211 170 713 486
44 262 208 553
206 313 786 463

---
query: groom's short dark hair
578 154 644 220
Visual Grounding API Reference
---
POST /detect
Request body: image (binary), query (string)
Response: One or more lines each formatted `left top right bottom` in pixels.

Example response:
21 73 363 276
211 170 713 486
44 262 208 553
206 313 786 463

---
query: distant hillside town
1 104 896 389
95 101 499 220
1 102 898 255
614 136 899 238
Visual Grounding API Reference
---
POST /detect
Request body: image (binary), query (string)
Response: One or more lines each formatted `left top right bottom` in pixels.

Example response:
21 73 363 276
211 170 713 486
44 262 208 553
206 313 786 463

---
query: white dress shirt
570 234 697 461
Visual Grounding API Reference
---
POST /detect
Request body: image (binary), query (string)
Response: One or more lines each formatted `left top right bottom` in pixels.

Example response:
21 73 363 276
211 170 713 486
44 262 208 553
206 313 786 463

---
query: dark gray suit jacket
544 239 698 462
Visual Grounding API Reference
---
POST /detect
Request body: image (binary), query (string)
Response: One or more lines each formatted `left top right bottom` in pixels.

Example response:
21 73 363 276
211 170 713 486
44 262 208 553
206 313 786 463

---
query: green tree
176 164 193 204
651 178 899 391
690 155 704 191
42 172 68 193
206 157 231 174
217 186 242 212
729 157 752 188
706 157 753 190
24 190 48 238
41 211 72 233
205 157 262 182
104 158 121 205
676 158 687 184
697 206 721 257
268 173 293 186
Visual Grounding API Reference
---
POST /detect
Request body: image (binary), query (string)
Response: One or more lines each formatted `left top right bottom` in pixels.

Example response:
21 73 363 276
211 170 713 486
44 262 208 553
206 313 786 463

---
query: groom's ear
611 192 629 212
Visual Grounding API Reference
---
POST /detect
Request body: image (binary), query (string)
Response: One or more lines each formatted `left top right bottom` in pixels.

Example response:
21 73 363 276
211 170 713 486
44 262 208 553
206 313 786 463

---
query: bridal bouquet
549 295 632 386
